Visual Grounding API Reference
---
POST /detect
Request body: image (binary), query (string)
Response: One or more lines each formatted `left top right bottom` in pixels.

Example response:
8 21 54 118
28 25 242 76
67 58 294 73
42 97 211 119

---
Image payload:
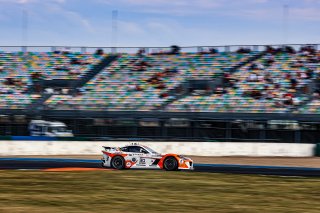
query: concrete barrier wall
0 141 316 157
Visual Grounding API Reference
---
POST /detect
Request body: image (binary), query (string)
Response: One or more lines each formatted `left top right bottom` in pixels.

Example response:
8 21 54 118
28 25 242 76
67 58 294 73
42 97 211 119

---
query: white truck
28 120 73 137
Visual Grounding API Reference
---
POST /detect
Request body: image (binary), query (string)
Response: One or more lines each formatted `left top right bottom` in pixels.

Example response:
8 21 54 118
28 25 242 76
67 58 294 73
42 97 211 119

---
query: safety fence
0 43 319 53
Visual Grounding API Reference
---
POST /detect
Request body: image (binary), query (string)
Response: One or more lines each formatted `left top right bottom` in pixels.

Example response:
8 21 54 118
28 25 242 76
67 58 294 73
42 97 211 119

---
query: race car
101 144 193 171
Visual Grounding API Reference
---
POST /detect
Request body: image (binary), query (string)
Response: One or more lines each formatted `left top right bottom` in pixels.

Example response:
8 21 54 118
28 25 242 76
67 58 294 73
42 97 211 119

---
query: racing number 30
140 158 146 164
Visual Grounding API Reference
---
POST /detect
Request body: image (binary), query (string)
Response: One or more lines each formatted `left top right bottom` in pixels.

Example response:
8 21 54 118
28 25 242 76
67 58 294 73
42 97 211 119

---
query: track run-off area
0 157 319 177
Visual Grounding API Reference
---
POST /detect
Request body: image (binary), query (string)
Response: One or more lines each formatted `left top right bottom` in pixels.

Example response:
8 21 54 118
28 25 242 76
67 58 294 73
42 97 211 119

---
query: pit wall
0 141 316 157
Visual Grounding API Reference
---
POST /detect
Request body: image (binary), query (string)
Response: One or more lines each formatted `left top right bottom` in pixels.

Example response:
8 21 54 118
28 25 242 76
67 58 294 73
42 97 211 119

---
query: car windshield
145 147 159 154
50 127 67 132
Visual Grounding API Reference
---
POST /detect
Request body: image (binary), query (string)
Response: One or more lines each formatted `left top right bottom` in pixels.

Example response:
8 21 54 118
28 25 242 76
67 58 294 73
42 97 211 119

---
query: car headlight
178 155 190 161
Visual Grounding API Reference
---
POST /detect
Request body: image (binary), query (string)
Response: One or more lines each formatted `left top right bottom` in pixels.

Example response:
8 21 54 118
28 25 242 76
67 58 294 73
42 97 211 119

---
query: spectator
170 45 181 55
209 48 218 54
284 46 296 54
247 72 258 82
265 45 276 54
237 47 251 54
159 92 169 98
137 48 146 57
135 85 143 91
5 77 15 86
95 48 104 56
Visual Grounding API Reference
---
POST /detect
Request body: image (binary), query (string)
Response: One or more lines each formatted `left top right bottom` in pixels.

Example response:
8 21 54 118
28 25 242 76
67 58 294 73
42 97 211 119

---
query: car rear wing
102 146 118 151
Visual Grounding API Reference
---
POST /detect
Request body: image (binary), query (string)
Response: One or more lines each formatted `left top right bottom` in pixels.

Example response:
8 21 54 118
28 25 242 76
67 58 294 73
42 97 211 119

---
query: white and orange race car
101 144 193 171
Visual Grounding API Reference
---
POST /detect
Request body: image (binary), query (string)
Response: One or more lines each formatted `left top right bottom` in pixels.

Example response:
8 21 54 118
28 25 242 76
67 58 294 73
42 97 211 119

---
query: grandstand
0 44 319 143
44 51 256 111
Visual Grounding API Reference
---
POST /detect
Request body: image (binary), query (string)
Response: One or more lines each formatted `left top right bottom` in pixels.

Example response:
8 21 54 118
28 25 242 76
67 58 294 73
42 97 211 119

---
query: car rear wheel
163 157 178 171
111 156 125 170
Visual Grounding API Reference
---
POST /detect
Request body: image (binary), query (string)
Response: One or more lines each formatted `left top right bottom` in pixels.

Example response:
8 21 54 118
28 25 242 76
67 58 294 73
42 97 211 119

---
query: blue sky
0 0 319 47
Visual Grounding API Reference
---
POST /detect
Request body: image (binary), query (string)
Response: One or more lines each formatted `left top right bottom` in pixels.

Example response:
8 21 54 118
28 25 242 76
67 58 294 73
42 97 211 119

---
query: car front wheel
163 157 178 171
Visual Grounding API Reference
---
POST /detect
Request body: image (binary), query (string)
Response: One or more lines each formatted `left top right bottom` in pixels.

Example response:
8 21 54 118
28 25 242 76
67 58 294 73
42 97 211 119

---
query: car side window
128 146 141 153
128 146 149 153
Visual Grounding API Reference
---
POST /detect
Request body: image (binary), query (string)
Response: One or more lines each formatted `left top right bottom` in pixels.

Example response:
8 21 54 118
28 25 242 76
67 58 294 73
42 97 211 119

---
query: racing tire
163 157 178 171
111 156 125 170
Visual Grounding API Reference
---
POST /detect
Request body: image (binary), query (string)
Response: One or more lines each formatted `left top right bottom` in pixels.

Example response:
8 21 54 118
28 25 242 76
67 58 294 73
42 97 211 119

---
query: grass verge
0 170 319 213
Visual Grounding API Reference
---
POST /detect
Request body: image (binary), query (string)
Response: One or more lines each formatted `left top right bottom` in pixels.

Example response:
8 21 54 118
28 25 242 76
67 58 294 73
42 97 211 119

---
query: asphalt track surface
0 158 320 177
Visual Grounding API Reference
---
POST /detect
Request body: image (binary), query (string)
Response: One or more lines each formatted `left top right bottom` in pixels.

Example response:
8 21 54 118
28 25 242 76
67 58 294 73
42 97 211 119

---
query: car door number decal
140 158 146 164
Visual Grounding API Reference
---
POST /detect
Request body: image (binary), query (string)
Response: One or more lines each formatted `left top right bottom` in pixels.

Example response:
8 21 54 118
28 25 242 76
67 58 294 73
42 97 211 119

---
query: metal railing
0 43 319 53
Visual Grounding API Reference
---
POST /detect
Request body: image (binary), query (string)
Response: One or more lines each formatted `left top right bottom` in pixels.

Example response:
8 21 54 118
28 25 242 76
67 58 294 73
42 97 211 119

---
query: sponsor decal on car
140 158 146 164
